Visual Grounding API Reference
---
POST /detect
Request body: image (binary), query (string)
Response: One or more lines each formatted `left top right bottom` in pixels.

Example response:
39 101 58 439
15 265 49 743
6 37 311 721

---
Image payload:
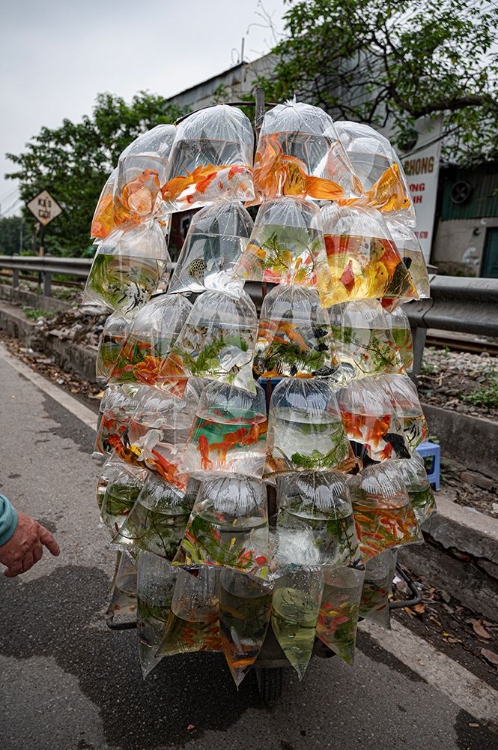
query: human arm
0 495 60 578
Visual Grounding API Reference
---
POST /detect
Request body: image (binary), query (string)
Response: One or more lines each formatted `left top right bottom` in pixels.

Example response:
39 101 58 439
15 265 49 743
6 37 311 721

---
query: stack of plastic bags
88 100 434 685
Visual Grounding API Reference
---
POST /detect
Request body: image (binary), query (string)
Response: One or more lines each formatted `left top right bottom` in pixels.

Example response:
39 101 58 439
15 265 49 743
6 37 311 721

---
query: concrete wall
432 218 498 276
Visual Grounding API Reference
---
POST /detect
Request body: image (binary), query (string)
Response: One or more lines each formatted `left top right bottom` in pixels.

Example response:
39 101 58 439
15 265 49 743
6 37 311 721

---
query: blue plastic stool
416 441 441 490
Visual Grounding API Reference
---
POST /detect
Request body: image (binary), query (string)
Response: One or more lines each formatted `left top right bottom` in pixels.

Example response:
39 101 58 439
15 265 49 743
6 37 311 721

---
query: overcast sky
0 0 287 217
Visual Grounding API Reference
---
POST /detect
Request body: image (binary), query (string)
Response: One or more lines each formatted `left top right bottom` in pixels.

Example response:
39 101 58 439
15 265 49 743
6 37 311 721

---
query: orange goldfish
209 427 251 463
91 195 116 239
198 434 213 470
278 322 309 351
114 169 160 226
254 133 345 201
161 164 251 204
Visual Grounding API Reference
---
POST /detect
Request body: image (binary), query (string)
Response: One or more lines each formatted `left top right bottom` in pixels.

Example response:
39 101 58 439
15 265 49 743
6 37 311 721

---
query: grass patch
462 367 498 409
23 307 56 320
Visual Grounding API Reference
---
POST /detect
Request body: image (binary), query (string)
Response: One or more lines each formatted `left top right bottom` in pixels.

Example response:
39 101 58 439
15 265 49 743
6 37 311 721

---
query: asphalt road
0 344 497 750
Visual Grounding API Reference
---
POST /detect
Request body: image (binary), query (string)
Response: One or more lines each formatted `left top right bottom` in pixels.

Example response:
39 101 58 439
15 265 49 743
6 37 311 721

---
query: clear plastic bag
338 378 411 464
235 197 331 292
84 222 170 315
329 300 403 380
176 476 270 579
275 472 360 568
94 384 142 456
266 378 354 475
255 286 334 378
108 294 192 385
316 564 365 665
125 383 198 488
271 567 324 679
96 312 132 386
112 474 198 559
350 461 421 560
219 569 273 685
335 121 416 226
397 453 436 525
161 105 254 211
91 168 118 239
106 551 138 620
386 219 430 299
156 566 222 659
383 305 414 372
168 202 253 294
320 205 416 306
253 101 359 202
100 461 147 537
359 549 397 628
137 551 177 677
160 289 258 391
376 373 429 449
181 381 267 479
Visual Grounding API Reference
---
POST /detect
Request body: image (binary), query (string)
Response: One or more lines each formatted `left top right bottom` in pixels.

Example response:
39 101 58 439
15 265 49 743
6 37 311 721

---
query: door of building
481 228 498 277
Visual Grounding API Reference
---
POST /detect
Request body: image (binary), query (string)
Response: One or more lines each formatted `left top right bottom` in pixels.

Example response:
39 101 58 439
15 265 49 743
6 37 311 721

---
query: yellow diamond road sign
27 190 63 226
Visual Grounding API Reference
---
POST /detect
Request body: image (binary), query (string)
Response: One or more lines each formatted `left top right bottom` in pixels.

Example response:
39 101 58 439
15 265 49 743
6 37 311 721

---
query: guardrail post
12 268 19 290
43 272 52 297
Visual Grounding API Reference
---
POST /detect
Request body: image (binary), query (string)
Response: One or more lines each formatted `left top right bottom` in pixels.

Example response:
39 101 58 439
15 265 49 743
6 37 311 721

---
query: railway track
424 329 498 356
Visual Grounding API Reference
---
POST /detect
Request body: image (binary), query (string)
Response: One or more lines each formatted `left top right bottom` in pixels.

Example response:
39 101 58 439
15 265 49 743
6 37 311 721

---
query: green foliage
255 0 498 165
462 367 498 409
22 307 56 320
6 92 186 257
0 216 33 255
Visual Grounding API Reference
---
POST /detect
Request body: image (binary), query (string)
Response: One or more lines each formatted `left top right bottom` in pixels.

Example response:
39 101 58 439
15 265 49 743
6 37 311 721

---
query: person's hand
0 512 60 577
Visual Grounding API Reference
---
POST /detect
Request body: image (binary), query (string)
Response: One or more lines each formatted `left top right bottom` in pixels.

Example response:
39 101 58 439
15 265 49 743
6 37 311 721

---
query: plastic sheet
160 289 258 391
161 105 254 211
275 472 360 568
255 286 334 378
177 476 270 579
108 294 192 385
253 101 360 202
338 378 411 464
235 197 331 291
168 202 253 294
181 381 267 478
350 462 421 560
320 205 416 306
112 474 198 559
316 564 365 665
266 378 354 476
329 300 403 380
335 121 416 226
376 373 428 449
271 567 324 679
84 223 170 315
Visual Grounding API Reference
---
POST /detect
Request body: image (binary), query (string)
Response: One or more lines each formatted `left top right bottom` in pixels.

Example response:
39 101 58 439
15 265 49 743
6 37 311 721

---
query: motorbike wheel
255 666 284 704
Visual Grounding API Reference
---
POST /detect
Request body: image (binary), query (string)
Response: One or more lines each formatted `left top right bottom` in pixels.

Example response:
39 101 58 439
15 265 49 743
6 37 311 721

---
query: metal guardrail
404 275 498 374
0 255 496 371
0 255 92 296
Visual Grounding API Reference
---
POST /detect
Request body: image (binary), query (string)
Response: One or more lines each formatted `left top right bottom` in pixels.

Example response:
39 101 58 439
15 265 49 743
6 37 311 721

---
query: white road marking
0 343 98 431
360 619 498 726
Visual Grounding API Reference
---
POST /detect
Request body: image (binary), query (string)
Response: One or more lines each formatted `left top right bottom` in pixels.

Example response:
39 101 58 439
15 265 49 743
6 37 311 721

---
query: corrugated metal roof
441 164 498 220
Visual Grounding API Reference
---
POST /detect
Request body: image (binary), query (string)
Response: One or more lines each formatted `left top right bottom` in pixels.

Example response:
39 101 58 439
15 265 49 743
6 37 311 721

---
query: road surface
0 343 497 750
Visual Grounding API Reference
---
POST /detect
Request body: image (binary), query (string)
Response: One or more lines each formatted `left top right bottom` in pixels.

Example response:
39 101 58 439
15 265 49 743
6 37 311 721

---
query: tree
5 92 185 256
0 216 33 256
255 0 498 164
